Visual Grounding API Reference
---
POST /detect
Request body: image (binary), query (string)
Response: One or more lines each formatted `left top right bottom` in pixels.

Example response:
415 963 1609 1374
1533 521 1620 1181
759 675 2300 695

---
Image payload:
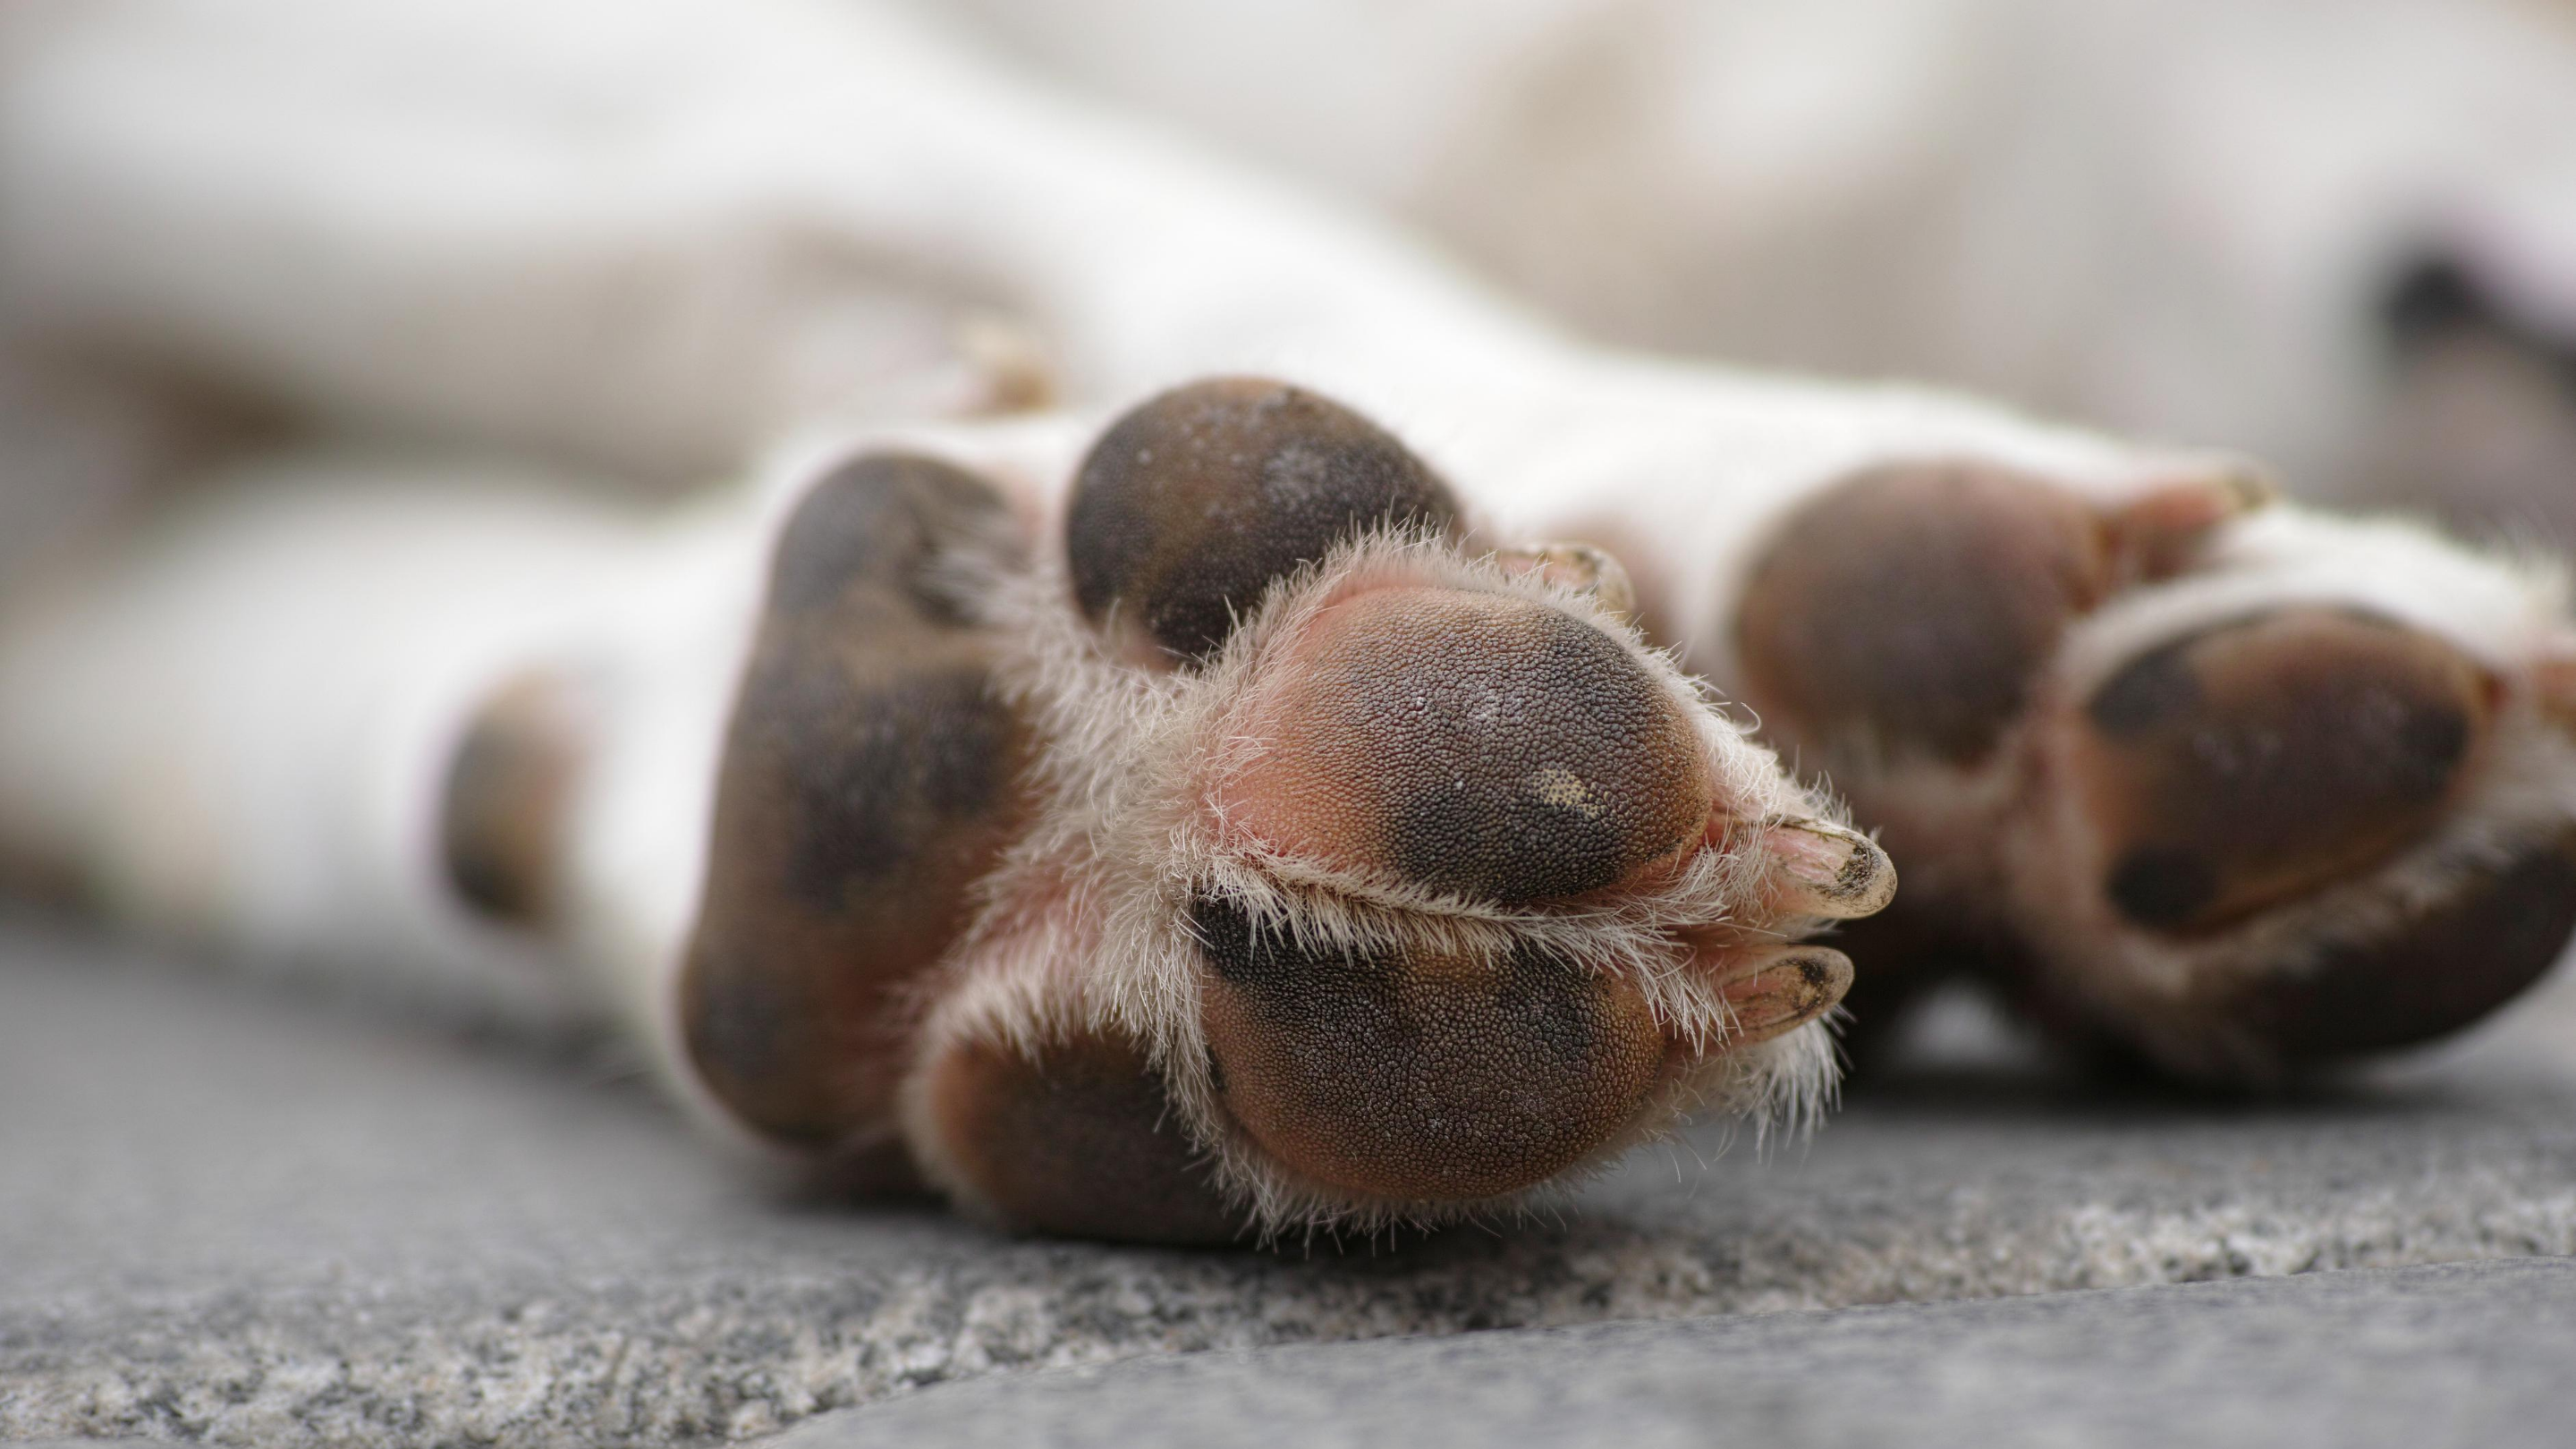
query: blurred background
3 0 2572 585
941 0 2576 534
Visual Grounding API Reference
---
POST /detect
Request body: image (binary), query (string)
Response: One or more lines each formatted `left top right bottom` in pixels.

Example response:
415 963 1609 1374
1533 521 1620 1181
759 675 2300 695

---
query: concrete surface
768 1255 2576 1449
4 919 2575 1445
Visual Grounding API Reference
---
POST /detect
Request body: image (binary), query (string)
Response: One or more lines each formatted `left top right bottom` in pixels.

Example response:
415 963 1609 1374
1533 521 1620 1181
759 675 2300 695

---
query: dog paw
1734 460 2576 1085
674 378 1888 1239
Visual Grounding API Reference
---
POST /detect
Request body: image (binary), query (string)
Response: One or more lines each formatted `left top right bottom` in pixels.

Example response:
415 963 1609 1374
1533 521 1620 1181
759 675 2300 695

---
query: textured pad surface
1066 377 1461 665
682 454 1031 1147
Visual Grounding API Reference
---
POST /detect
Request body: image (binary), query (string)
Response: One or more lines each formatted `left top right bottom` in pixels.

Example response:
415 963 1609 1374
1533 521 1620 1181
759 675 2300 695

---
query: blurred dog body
945 0 2576 537
10 0 2576 523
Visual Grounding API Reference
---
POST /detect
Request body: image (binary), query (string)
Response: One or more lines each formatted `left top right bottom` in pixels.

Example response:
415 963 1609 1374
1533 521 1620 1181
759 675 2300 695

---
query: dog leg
0 454 651 1028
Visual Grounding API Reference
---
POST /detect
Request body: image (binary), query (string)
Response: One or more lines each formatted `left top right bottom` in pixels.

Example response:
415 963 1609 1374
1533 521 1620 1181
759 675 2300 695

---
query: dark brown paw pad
440 672 588 926
1736 462 2113 767
1218 586 1715 905
1191 896 1668 1202
1067 377 1462 666
1734 462 2267 773
2075 607 2495 935
682 453 1036 1148
2228 830 2576 1063
920 1027 1247 1244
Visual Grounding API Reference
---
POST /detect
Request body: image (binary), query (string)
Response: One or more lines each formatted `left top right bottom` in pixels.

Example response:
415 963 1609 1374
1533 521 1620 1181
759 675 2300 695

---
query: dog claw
1716 945 1856 1046
1494 540 1639 622
1762 817 1899 919
2105 470 2276 581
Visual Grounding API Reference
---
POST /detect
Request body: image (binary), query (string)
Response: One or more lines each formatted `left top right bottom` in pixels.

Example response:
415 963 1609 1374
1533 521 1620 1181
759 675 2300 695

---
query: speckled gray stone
4 920 2575 1445
768 1256 2576 1449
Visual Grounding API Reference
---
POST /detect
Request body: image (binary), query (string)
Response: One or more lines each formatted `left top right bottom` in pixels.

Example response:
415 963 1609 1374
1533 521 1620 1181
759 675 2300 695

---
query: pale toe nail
1718 945 1856 1044
1763 817 1898 919
1495 540 1639 622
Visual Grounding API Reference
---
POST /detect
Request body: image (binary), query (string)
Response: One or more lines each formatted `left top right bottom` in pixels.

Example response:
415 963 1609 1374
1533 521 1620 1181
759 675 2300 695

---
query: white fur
937 0 2576 510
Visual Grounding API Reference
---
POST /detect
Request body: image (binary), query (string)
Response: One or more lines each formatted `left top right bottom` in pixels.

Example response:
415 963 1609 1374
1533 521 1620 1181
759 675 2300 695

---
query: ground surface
4 920 2573 1445
771 1255 2576 1448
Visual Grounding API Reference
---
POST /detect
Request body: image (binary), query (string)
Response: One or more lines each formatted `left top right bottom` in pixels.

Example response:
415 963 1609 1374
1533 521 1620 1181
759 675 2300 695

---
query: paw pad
1220 587 1714 904
1066 377 1462 665
1191 895 1668 1201
441 674 587 925
1736 462 2110 765
2077 607 2491 934
921 1027 1243 1244
682 453 1036 1147
2234 831 2576 1062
